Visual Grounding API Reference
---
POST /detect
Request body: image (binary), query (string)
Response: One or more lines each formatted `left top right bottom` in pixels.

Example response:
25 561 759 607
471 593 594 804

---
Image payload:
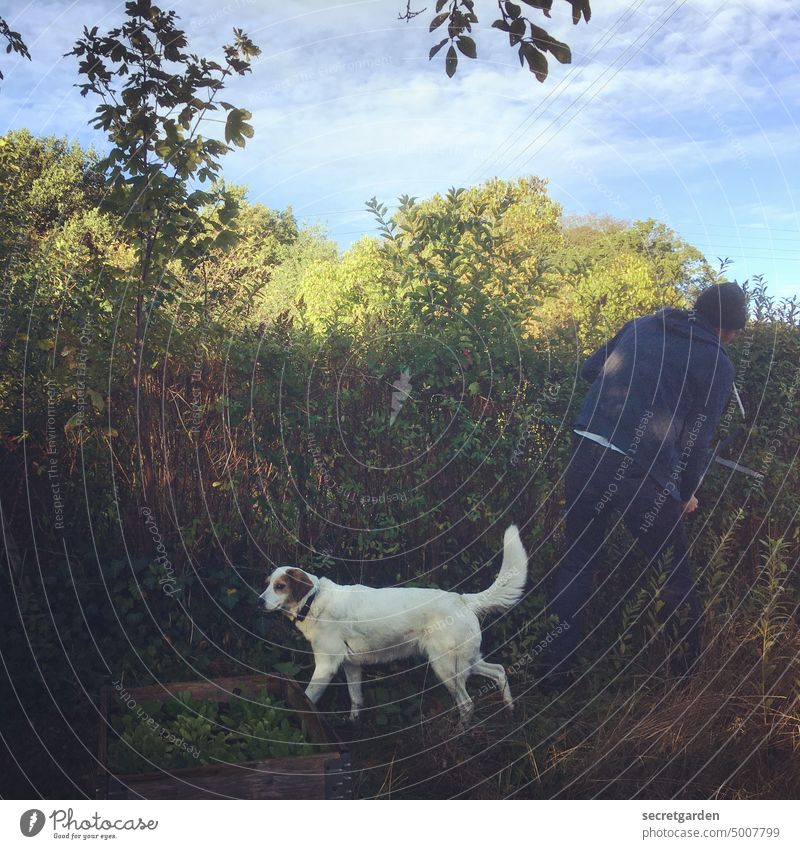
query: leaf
445 44 458 78
550 39 571 64
509 17 526 45
456 36 477 59
224 107 254 147
570 0 592 24
212 229 240 251
429 38 448 60
522 41 548 81
87 388 105 412
430 12 449 31
506 2 521 17
64 412 83 433
154 138 173 161
531 25 571 63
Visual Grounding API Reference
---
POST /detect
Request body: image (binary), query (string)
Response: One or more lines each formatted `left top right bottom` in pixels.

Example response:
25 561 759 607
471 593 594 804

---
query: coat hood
655 307 723 347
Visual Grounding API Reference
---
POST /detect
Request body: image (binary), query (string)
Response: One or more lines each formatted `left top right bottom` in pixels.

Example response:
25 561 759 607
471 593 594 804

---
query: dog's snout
259 589 279 612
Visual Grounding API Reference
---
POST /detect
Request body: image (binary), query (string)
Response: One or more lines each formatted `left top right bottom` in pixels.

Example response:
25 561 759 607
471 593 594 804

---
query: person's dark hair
694 282 748 330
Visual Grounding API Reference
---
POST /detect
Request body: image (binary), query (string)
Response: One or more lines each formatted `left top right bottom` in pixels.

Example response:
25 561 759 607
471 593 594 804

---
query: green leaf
429 38 448 60
224 107 254 147
531 25 571 63
64 412 83 432
522 41 548 81
550 39 571 64
212 228 240 251
154 138 173 161
456 36 476 59
569 0 591 24
445 45 458 77
430 12 449 31
87 388 105 412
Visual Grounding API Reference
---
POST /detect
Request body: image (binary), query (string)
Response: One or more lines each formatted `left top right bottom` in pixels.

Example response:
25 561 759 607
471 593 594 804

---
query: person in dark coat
542 282 748 686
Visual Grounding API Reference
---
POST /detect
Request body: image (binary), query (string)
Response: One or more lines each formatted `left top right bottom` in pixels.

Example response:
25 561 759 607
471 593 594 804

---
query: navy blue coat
574 308 735 502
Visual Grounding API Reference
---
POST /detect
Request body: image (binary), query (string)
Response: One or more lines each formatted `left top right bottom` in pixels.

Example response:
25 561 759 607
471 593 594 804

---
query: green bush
108 689 313 775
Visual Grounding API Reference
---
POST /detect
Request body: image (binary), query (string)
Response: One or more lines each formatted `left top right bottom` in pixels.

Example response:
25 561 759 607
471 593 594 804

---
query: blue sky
2 0 799 298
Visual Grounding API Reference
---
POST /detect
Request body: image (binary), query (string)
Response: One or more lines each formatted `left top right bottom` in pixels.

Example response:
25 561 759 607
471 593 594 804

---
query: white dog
259 525 528 722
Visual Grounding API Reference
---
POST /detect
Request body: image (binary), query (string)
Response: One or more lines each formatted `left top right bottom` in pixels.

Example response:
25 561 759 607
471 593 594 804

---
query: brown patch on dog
284 568 313 603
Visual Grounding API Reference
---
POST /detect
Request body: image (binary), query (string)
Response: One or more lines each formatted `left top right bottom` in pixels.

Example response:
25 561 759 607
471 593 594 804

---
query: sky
1 0 799 298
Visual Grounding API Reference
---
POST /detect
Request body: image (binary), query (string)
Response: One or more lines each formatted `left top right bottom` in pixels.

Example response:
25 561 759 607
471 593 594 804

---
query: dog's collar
294 587 318 623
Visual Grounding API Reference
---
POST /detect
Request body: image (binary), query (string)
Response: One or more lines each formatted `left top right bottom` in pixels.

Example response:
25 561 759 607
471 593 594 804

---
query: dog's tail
463 525 528 616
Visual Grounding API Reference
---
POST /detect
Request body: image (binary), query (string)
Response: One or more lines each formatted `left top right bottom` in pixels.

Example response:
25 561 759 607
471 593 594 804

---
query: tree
537 215 717 350
67 0 261 375
188 195 300 326
383 177 563 315
295 236 386 333
615 218 717 298
356 177 564 388
410 0 591 81
560 215 716 296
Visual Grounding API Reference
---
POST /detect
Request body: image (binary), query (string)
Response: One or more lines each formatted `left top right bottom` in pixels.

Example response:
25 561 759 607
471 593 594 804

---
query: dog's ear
284 568 313 603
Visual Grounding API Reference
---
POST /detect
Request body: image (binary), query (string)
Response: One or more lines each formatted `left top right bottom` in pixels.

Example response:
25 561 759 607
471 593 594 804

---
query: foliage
372 178 562 333
535 216 718 351
182 193 301 327
0 13 29 80
416 0 590 81
564 249 687 353
108 688 313 774
560 215 717 293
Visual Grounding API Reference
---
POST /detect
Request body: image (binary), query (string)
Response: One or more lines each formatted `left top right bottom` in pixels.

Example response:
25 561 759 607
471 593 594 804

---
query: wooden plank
114 673 283 704
97 674 351 799
102 674 340 749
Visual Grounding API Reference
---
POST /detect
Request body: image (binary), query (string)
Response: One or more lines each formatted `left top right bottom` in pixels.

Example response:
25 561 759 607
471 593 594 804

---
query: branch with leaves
0 14 30 80
422 0 590 80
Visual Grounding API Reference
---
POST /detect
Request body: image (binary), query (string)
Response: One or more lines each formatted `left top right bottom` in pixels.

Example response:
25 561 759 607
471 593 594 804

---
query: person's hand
682 495 698 514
